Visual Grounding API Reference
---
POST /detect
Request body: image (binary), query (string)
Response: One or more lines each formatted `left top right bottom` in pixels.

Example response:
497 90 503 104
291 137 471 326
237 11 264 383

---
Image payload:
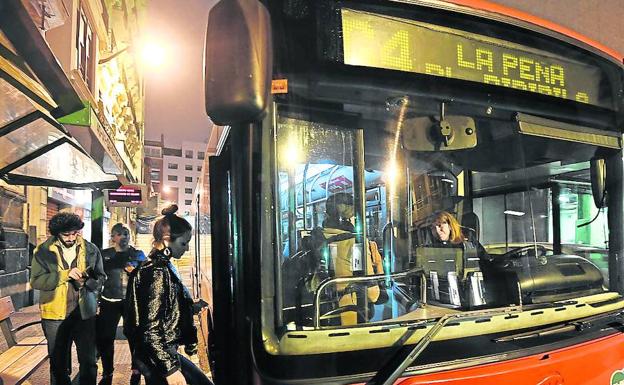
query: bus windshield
274 96 613 332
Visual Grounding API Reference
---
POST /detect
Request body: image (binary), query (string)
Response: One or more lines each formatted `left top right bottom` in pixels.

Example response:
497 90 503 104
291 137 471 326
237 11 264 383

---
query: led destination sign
341 9 606 107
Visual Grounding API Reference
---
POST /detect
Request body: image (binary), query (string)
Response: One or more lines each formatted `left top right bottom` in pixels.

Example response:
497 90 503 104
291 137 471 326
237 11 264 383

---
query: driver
429 211 489 306
430 211 486 255
431 211 464 246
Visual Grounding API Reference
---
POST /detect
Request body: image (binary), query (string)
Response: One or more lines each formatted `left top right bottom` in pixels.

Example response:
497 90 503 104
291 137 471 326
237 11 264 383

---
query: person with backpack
30 212 106 385
321 192 385 325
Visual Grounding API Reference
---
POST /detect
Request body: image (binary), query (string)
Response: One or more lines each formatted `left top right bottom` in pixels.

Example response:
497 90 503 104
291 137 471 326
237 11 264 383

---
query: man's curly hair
49 212 84 237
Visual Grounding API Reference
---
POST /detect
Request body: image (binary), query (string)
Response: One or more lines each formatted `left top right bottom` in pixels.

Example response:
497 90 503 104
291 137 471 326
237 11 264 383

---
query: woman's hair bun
161 204 179 216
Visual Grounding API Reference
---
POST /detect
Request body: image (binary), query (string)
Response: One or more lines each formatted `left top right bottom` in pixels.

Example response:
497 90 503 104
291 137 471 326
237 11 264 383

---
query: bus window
479 183 609 288
275 105 468 328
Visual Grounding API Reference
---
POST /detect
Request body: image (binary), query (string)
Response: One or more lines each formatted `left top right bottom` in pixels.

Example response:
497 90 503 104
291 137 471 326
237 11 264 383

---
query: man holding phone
96 223 145 385
31 212 106 385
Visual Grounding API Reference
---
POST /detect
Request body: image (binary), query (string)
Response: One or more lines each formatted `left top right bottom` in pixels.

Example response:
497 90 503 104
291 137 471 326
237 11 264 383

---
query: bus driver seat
461 212 480 243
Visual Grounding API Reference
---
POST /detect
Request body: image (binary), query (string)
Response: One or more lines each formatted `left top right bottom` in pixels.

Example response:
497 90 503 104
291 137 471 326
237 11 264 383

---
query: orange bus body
374 333 624 385
447 0 624 62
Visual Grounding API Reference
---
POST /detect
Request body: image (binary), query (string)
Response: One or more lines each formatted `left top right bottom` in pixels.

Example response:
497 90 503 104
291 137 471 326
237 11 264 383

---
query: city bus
199 0 624 384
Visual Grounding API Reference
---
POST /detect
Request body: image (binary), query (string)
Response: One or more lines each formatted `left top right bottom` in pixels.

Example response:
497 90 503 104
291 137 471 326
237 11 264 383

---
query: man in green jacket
30 212 106 385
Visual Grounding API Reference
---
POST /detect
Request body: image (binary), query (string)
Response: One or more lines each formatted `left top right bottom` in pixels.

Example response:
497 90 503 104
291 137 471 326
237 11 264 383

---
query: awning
0 2 121 190
60 103 125 176
0 89 119 189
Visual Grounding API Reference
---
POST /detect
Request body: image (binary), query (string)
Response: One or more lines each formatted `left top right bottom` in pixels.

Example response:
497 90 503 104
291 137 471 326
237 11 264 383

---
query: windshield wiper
494 323 577 342
495 310 624 342
366 306 520 385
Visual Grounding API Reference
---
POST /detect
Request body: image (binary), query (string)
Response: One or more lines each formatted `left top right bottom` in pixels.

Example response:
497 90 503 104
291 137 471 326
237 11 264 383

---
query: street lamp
99 41 167 68
141 42 166 68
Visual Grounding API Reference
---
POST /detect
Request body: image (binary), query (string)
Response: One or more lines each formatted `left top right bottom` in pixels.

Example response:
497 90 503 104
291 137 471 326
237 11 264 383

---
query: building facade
161 139 207 216
144 135 164 196
0 0 145 307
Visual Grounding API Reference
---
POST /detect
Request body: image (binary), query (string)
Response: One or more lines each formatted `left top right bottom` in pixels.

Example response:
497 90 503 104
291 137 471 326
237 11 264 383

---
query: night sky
144 0 216 146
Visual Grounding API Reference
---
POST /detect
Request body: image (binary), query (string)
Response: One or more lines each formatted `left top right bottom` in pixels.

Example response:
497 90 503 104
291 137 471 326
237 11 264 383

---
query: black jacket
101 246 145 300
124 249 197 376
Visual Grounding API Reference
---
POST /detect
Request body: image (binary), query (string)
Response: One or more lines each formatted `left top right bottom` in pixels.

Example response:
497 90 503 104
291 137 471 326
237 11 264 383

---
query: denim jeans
42 308 97 385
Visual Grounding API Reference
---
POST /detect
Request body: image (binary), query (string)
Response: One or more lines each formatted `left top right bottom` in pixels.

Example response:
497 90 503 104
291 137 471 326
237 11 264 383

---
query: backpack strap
326 232 356 243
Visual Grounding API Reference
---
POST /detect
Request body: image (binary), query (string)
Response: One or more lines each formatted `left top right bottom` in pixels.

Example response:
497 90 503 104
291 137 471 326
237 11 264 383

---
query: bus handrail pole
313 268 426 328
302 163 309 230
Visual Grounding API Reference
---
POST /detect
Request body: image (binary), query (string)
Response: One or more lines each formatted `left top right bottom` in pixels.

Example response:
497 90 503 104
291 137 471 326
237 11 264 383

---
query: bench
0 296 47 385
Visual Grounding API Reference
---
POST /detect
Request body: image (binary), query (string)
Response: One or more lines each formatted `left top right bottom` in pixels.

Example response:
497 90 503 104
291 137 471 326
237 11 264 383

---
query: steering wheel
500 244 549 259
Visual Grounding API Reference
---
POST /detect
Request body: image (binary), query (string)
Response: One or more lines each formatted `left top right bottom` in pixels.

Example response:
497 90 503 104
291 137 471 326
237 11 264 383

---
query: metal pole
551 184 562 255
91 190 104 249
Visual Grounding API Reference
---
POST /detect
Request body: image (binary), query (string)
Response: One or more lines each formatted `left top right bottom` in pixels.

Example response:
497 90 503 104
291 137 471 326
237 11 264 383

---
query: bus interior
275 95 614 331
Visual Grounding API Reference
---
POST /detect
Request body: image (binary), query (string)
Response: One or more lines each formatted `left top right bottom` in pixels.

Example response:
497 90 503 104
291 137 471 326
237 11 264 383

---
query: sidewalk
10 304 135 385
6 262 206 384
0 249 206 384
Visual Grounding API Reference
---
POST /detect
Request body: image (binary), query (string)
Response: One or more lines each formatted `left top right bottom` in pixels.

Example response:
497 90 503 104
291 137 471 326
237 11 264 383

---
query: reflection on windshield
275 106 609 330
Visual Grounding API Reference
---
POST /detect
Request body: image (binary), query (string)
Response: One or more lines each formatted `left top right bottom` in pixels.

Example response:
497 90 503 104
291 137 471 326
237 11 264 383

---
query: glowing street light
384 160 399 187
281 136 302 166
141 41 166 68
99 40 167 69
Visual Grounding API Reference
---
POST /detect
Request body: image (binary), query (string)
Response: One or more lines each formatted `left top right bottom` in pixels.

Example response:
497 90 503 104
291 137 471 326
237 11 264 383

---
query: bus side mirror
204 0 272 125
590 158 606 208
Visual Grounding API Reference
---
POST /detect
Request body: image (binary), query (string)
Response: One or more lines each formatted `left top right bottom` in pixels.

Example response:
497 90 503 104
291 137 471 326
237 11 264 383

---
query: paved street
5 252 208 385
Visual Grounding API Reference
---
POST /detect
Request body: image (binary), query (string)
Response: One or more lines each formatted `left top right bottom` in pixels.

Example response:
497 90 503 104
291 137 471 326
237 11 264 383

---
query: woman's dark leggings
137 353 212 385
